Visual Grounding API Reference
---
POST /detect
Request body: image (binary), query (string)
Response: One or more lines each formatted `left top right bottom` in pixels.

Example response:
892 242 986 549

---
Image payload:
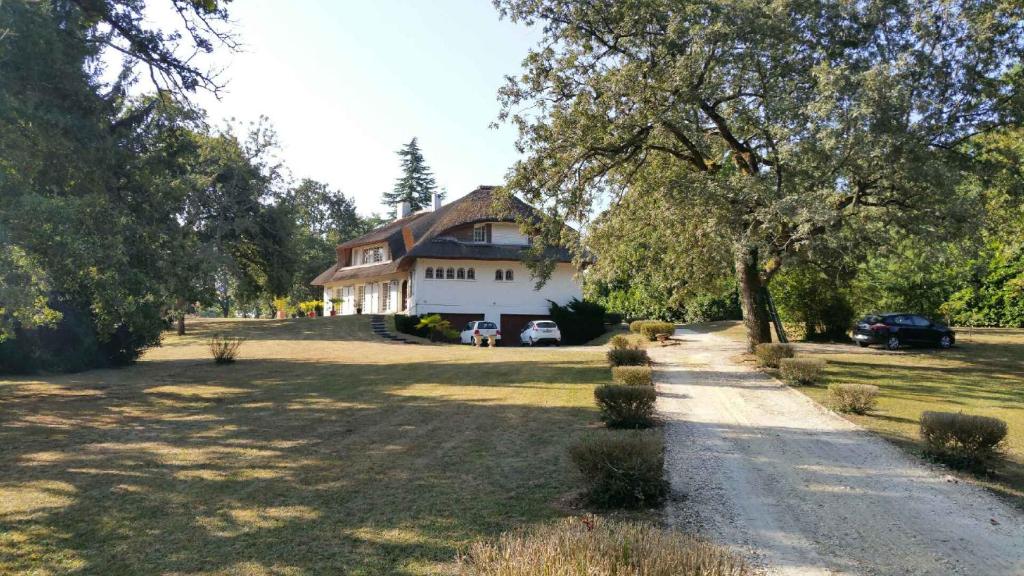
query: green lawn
0 317 611 575
689 321 1024 508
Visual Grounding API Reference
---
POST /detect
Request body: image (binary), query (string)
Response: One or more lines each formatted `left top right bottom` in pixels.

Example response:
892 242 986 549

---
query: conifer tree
383 138 440 214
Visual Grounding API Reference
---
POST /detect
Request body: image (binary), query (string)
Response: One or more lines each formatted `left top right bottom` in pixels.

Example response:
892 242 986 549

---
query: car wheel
939 335 953 349
857 342 869 348
886 335 901 351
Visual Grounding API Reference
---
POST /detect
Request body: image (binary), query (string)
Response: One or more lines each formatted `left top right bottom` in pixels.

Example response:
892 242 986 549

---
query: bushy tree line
0 1 374 372
494 0 1023 350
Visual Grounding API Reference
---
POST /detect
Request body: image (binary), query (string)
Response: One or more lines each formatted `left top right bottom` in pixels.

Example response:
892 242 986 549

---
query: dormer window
361 246 385 264
473 224 487 242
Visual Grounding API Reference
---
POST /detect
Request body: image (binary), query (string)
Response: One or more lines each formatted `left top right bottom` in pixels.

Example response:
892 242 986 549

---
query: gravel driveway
654 329 1024 576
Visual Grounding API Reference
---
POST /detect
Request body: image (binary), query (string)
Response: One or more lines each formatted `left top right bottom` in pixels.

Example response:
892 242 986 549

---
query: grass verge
0 316 612 575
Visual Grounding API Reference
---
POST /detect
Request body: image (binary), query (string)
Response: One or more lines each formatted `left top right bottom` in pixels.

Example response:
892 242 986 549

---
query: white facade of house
320 220 581 321
408 260 581 324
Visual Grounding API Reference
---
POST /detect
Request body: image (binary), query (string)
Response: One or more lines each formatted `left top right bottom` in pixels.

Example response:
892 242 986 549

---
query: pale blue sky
179 1 541 215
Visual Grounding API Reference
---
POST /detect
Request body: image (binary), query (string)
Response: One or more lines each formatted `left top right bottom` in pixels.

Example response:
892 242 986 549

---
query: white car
460 321 501 345
520 320 561 346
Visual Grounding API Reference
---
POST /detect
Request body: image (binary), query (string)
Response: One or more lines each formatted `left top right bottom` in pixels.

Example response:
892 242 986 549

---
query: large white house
312 186 582 337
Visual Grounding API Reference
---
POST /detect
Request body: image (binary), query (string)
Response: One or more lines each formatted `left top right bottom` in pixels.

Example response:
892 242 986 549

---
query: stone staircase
369 315 418 344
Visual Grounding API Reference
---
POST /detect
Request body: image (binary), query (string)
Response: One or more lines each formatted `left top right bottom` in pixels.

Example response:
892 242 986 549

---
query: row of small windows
423 267 513 281
425 267 475 280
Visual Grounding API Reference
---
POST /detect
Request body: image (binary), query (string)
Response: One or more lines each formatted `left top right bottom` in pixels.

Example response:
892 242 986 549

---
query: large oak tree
494 0 1024 349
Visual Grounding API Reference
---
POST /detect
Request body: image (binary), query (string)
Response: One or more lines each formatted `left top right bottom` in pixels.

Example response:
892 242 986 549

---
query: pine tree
383 138 441 215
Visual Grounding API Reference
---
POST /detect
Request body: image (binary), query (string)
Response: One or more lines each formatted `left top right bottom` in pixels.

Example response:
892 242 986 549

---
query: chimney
432 192 443 211
397 201 411 220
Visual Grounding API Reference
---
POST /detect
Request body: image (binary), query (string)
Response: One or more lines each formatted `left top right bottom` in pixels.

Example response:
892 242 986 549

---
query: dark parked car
853 313 955 350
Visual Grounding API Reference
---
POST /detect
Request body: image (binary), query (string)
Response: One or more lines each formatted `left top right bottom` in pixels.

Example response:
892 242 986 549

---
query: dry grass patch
457 516 749 575
0 316 612 575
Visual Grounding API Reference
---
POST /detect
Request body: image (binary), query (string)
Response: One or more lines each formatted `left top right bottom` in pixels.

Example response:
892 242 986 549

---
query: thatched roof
312 186 572 285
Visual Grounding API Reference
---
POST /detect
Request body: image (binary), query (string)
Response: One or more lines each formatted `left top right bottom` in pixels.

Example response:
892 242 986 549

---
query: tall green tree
285 178 370 302
494 0 1023 350
383 138 440 214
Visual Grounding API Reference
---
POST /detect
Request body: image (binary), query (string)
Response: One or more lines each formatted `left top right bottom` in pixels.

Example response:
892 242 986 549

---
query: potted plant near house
272 297 289 320
329 298 341 316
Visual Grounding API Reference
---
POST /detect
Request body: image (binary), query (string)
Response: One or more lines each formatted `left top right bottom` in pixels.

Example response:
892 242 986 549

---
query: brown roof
312 186 572 285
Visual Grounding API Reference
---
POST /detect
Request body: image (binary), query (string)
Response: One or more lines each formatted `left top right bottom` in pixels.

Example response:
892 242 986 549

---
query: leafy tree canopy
494 0 1024 349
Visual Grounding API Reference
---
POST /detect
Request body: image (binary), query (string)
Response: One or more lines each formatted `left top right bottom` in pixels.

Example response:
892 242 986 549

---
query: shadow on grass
0 356 604 575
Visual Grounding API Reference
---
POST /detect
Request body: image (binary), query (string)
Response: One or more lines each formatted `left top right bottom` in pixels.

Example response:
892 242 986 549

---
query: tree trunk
734 243 772 352
176 313 186 336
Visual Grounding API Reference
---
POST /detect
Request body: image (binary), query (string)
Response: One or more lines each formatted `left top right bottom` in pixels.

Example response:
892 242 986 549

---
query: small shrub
827 383 878 414
609 334 636 350
209 334 244 364
639 321 675 341
612 365 653 386
920 411 1008 471
607 347 650 367
629 319 649 333
595 384 657 428
394 314 430 338
568 431 668 508
754 343 794 368
456 516 749 576
778 358 826 386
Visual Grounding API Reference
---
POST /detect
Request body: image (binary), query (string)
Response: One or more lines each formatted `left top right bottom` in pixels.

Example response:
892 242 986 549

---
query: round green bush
639 321 676 341
612 365 653 386
778 357 826 385
607 347 650 367
754 343 794 368
567 431 667 508
920 411 1008 471
595 384 657 428
827 383 878 414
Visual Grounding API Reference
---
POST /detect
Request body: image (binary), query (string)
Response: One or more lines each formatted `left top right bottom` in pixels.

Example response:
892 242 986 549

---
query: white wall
409 259 582 323
490 223 529 245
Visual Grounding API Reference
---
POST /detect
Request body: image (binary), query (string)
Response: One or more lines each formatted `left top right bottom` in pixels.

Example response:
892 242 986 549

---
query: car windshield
477 322 497 329
535 321 557 329
862 315 883 324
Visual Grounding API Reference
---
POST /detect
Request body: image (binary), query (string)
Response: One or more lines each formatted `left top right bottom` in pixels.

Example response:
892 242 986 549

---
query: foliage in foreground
827 384 879 414
920 411 1008 472
568 431 667 508
209 334 245 364
607 347 650 367
549 298 606 344
594 384 657 428
754 343 794 368
456 516 748 576
778 358 826 386
612 365 653 386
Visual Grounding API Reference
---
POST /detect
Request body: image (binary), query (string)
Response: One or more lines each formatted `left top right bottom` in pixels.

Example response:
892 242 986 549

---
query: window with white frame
495 269 504 281
446 267 455 279
457 267 465 279
466 268 475 280
425 267 434 279
361 246 384 264
381 281 391 311
505 269 514 281
473 224 486 242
